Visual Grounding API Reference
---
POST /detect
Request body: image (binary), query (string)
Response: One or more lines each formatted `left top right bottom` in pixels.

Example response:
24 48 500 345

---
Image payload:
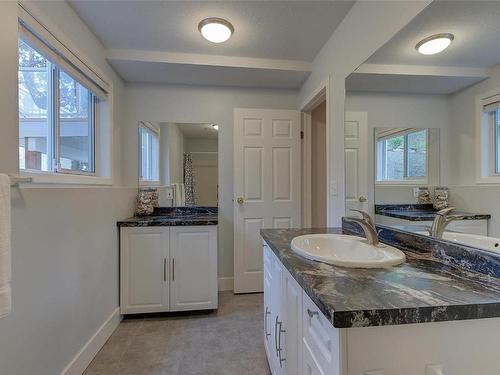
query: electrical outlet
165 188 173 200
413 187 420 198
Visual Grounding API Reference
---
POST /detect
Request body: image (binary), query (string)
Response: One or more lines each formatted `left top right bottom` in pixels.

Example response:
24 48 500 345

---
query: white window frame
375 128 429 186
17 3 114 186
476 90 500 184
138 122 160 186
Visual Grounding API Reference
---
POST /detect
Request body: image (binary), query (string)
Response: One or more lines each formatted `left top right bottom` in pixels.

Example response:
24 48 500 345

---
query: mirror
138 122 219 207
344 0 499 253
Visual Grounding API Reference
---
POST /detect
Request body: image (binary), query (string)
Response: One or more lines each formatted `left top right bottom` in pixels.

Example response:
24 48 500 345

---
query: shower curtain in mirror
184 153 196 206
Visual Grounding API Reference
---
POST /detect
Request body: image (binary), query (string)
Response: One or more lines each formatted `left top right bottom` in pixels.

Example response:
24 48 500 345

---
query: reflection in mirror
343 0 500 254
138 122 218 207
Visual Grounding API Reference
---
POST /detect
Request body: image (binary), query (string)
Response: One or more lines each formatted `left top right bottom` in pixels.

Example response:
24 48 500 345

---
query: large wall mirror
344 0 500 255
138 121 219 207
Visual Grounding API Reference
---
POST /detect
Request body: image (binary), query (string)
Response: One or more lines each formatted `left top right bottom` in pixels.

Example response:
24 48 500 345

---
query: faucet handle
436 207 455 216
349 209 375 228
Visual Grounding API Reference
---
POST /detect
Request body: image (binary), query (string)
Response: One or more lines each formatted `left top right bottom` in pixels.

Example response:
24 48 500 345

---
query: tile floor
84 292 271 375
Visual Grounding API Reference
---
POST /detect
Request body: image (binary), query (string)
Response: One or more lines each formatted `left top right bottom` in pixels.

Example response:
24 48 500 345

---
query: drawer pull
277 320 286 367
307 309 319 319
264 307 271 338
274 316 279 357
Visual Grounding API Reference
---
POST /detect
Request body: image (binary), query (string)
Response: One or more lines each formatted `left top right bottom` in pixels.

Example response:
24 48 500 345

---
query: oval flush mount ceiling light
415 33 454 55
198 18 234 43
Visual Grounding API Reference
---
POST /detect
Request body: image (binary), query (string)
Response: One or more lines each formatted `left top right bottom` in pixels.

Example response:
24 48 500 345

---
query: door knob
358 195 367 203
236 197 244 204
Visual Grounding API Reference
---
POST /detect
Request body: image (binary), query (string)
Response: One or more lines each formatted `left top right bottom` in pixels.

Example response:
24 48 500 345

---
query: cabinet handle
163 258 166 282
274 316 279 357
307 309 319 319
172 258 175 281
277 320 286 367
264 307 271 338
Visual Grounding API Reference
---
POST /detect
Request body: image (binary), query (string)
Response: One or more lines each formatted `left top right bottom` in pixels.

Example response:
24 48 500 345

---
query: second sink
290 234 406 268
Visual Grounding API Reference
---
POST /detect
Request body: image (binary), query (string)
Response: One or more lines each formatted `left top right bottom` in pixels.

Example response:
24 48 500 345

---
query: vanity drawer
302 291 341 375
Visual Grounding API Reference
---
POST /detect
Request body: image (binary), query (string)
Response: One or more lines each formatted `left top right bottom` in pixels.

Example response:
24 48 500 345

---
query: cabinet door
281 269 303 375
263 244 274 366
120 227 169 314
169 226 218 311
270 252 285 375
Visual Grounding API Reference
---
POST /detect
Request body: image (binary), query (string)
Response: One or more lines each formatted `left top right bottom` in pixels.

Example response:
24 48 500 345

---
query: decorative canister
416 187 431 204
433 187 449 210
135 188 159 216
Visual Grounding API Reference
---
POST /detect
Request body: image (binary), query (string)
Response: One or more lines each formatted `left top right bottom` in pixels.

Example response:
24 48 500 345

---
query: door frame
300 77 331 227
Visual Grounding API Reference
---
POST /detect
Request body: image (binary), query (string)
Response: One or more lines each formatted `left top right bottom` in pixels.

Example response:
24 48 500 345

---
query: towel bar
9 175 33 187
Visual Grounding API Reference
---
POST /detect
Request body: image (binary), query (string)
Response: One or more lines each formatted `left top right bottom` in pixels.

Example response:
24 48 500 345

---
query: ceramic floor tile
84 292 270 375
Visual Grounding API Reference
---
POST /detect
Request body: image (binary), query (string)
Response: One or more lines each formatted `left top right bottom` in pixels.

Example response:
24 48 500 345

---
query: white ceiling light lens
199 18 234 43
416 33 454 55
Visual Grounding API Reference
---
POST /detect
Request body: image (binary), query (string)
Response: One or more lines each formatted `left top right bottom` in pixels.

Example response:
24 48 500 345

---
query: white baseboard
60 308 121 375
218 277 234 291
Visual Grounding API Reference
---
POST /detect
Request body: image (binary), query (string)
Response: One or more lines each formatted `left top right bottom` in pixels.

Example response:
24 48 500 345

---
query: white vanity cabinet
120 225 217 314
263 240 500 375
264 243 335 375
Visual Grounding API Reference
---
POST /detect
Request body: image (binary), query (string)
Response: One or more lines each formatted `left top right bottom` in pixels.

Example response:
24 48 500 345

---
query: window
478 94 500 182
139 123 160 183
376 129 427 183
19 37 98 174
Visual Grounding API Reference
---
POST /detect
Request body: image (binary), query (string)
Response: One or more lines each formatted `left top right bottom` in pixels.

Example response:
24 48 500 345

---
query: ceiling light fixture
415 33 454 55
212 124 219 131
198 18 234 43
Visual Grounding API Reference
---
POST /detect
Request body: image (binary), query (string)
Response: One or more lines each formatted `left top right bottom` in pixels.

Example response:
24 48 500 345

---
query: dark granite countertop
260 227 500 328
375 204 490 221
118 207 218 227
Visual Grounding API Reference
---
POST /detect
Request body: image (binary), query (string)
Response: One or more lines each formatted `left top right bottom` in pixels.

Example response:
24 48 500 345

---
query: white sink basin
290 234 406 268
417 231 500 253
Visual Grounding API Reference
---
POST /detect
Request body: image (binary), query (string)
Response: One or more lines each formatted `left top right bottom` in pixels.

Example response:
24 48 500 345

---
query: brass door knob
236 197 244 204
358 195 367 203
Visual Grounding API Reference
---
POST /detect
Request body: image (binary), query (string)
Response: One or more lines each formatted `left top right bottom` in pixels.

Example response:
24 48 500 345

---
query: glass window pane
407 130 427 178
59 70 93 172
384 135 405 180
18 39 51 171
139 126 159 181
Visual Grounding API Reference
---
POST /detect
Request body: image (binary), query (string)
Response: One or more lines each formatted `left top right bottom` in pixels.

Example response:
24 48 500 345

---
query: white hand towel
0 174 11 318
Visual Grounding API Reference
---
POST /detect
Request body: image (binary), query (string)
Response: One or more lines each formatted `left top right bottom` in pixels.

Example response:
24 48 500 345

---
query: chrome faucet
344 209 379 246
429 207 466 239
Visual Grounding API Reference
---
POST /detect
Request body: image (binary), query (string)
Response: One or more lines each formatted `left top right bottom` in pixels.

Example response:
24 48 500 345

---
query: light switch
365 370 384 375
426 364 444 375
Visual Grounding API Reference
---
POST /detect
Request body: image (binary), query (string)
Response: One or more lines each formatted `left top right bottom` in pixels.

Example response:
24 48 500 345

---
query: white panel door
120 227 169 314
234 108 301 293
344 112 370 215
169 226 218 311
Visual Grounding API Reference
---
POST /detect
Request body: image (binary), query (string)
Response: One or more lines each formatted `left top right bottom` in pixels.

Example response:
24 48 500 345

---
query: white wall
0 2 136 375
166 123 186 185
299 0 431 225
345 92 450 204
448 63 500 237
123 83 298 281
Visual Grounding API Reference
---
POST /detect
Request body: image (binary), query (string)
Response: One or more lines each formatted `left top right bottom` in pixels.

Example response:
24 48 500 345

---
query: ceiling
347 1 500 95
69 1 355 89
162 123 218 140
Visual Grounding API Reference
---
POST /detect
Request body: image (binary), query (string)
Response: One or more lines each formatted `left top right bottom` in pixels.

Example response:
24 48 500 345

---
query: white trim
107 48 312 73
20 170 113 186
301 112 312 228
60 308 120 375
300 77 331 225
218 277 234 291
355 63 490 79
